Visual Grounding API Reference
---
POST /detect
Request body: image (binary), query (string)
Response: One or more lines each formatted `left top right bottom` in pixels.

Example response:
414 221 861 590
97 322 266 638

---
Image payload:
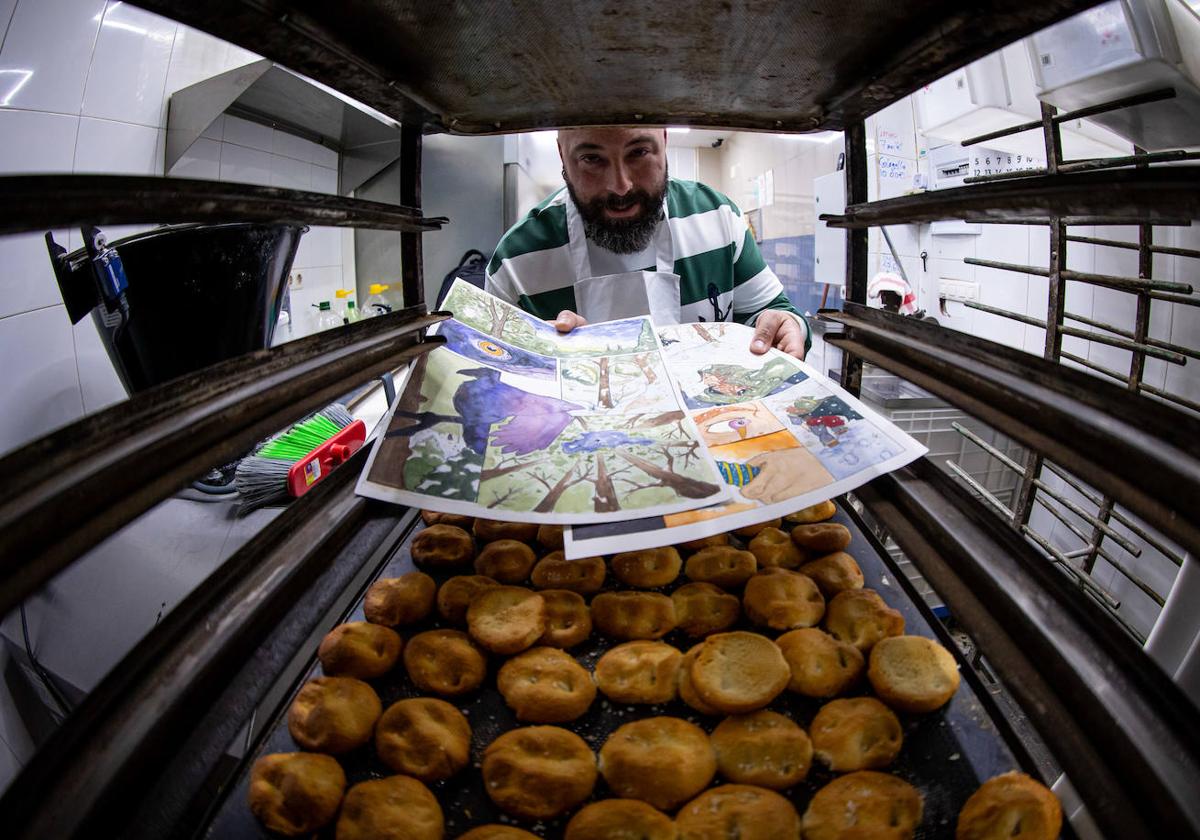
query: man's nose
606 160 633 195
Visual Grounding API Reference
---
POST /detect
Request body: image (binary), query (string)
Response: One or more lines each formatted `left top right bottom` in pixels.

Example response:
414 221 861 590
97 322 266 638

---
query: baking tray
204 499 1020 839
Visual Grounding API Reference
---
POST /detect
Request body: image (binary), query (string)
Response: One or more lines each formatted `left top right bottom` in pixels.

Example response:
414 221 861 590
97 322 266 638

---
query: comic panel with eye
477 339 512 361
692 402 785 447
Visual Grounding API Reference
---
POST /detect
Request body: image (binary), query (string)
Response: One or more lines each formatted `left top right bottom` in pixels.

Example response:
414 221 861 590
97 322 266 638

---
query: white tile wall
74 116 161 174
218 140 273 186
0 0 103 113
0 109 79 172
80 2 175 127
0 305 83 455
166 135 219 179
0 0 18 49
72 314 125 412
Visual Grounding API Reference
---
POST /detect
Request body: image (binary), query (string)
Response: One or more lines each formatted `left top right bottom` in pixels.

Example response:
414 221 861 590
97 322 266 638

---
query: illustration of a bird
561 430 656 454
453 367 583 456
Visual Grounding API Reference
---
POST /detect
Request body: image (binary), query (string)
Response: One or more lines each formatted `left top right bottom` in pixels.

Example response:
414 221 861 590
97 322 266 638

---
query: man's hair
565 164 669 255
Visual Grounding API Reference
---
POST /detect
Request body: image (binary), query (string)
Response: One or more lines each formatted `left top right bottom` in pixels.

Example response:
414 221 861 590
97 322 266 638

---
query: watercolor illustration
674 355 808 409
555 317 658 358
436 318 557 380
442 279 561 356
560 352 677 414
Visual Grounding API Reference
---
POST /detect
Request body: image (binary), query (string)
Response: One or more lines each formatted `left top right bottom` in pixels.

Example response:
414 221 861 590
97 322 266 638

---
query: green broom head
235 404 354 510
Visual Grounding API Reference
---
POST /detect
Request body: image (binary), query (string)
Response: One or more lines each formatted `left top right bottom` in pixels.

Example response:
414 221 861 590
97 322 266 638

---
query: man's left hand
749 310 807 359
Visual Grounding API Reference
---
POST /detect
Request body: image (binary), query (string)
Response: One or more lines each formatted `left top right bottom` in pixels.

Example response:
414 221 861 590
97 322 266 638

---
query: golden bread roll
595 640 682 705
678 642 720 715
733 517 782 538
711 710 813 789
676 784 800 840
363 572 436 627
317 622 402 680
286 676 381 754
742 568 826 630
785 499 837 524
474 538 537 584
824 589 905 652
671 581 741 637
690 631 790 714
537 588 593 648
537 523 564 550
776 627 865 698
678 533 731 552
810 697 903 771
599 716 716 810
474 518 538 543
790 522 852 553
411 524 476 568
868 635 960 713
684 545 758 588
591 591 677 640
747 526 806 569
457 827 541 840
530 551 607 594
612 546 683 588
497 646 596 723
402 629 487 696
956 772 1062 840
802 771 923 840
436 575 499 624
565 799 677 840
466 586 546 654
799 551 865 597
420 509 475 530
247 752 345 837
335 775 442 840
375 697 471 782
481 726 597 820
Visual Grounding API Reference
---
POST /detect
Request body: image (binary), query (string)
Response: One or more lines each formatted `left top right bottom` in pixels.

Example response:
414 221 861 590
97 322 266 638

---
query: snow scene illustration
560 352 678 414
435 318 557 381
553 317 658 358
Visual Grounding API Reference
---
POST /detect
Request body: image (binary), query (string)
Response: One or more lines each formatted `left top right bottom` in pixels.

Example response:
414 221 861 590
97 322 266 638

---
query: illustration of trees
598 357 613 409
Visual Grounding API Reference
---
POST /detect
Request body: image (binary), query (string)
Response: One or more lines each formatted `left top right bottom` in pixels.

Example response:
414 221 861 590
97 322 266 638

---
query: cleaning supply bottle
313 301 342 331
334 288 353 321
345 299 360 324
363 283 393 318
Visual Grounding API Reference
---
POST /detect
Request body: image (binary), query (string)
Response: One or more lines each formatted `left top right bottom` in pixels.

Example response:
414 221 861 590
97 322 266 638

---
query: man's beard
566 166 668 255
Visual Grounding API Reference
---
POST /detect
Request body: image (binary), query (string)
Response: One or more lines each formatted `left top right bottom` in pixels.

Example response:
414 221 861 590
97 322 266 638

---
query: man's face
559 127 669 254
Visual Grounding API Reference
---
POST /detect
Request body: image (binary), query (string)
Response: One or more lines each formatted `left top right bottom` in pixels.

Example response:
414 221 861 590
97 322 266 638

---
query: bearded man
484 127 809 359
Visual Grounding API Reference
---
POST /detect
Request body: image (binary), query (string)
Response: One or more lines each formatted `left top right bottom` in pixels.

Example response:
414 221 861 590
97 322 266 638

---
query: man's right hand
551 310 588 333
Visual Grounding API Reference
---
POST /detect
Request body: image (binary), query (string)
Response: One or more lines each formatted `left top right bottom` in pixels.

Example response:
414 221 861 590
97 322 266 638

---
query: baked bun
676 784 800 840
537 589 593 648
565 799 676 840
474 538 537 584
595 640 682 705
335 775 442 840
530 551 607 594
481 726 597 819
474 518 538 543
612 546 683 588
685 545 758 588
458 827 540 840
286 676 381 754
591 591 677 640
776 627 865 698
785 499 837 523
824 589 905 652
742 568 826 630
672 581 741 637
690 631 790 714
678 533 731 552
748 526 806 569
375 697 471 782
734 517 782 538
411 524 475 568
711 709 813 789
317 622 401 680
537 523 564 550
599 716 716 810
497 647 596 723
868 635 960 713
420 509 475 530
799 551 864 597
956 772 1062 840
403 629 487 696
802 771 923 840
436 575 499 624
790 522 852 553
678 643 720 715
811 697 903 771
247 752 345 837
363 572 436 627
466 586 546 654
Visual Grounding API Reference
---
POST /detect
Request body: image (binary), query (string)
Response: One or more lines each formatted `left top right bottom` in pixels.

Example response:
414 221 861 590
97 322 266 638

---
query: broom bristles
234 403 354 511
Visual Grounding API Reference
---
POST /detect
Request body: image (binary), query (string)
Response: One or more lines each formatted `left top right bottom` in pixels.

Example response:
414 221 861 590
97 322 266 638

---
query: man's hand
749 310 807 359
550 310 589 333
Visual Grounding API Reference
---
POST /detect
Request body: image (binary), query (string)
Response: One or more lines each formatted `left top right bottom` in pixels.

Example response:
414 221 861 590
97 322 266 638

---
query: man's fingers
773 318 806 359
551 310 588 333
749 311 780 354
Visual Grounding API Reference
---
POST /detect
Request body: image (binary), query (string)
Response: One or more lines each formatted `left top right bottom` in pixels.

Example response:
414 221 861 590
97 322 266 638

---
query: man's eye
629 148 651 158
580 155 603 165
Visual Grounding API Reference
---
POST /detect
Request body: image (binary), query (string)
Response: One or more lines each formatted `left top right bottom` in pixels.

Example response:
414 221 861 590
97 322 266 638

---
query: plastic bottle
345 299 360 324
363 283 393 318
313 300 342 331
334 288 353 321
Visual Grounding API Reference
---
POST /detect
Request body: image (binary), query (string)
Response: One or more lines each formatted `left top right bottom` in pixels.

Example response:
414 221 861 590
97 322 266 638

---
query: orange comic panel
693 401 785 447
663 502 759 527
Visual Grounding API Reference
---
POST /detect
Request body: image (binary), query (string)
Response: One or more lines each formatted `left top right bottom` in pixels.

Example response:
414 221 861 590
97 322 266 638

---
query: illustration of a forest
442 280 560 357
560 353 676 414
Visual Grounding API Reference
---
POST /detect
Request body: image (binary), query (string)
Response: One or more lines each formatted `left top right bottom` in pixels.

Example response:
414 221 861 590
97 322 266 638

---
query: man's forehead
558 127 665 152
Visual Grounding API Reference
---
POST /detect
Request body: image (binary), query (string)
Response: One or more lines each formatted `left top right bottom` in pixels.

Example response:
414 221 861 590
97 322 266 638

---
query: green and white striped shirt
485 178 809 352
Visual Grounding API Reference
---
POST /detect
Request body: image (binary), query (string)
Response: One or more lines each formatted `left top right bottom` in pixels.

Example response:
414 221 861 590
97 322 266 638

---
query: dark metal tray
204 499 1019 839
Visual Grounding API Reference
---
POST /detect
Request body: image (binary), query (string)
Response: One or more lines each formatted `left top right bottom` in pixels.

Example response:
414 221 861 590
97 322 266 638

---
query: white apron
565 194 682 325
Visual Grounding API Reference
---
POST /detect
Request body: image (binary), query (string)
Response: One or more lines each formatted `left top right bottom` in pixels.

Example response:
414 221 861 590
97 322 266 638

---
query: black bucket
48 222 305 395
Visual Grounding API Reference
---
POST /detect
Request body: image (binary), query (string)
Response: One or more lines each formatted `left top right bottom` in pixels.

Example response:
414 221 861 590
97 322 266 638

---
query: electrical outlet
939 278 979 302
